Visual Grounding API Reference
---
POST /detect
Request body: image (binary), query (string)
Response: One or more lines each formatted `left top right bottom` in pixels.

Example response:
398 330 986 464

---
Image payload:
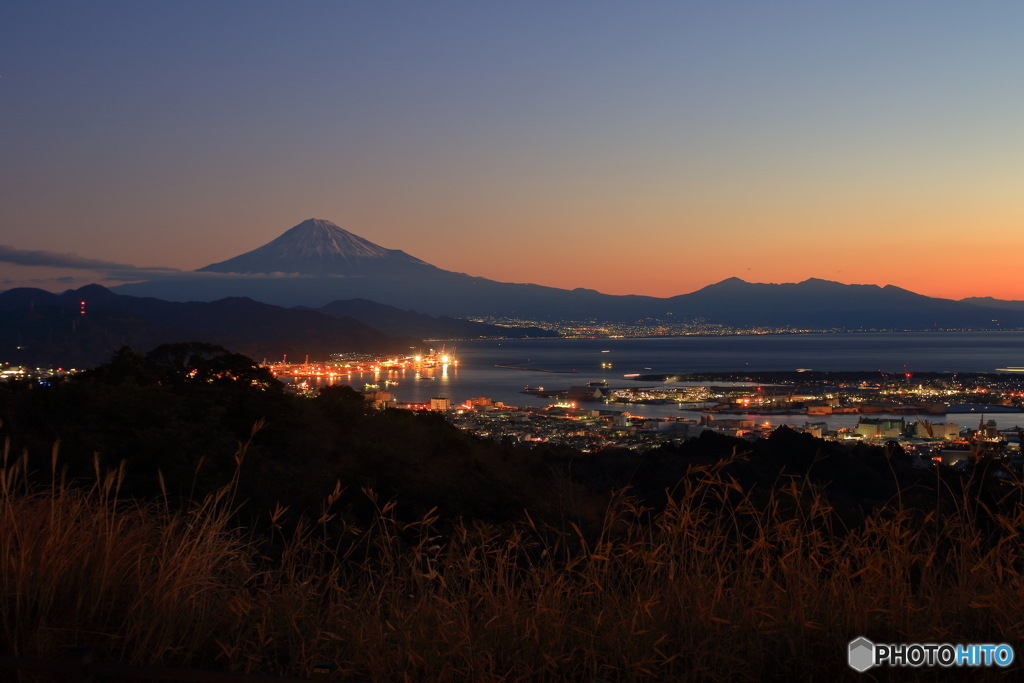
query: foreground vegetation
4 448 1024 682
3 344 1024 681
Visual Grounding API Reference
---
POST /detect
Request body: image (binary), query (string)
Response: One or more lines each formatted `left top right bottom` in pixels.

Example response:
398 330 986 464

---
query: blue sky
2 1 1022 298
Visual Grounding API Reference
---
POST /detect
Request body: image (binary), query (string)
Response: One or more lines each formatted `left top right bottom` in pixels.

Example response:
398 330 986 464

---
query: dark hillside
0 285 421 366
0 344 569 527
314 298 557 339
0 306 255 368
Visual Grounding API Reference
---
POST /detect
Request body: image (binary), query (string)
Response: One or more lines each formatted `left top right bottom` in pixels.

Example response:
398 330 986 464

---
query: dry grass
3 441 1024 682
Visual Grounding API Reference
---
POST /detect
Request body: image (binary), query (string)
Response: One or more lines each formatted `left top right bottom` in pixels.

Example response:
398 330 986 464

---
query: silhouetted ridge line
0 284 421 367
99 219 1024 327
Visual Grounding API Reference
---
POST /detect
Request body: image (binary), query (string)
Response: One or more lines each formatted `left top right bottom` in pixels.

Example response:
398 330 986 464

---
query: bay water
311 332 1024 431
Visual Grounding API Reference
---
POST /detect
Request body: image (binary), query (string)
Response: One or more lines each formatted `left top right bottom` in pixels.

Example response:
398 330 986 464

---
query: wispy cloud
1 275 94 289
0 245 340 288
98 270 321 282
0 245 180 274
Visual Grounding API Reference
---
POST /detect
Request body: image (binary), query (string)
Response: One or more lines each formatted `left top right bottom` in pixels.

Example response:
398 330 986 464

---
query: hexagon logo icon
848 637 875 672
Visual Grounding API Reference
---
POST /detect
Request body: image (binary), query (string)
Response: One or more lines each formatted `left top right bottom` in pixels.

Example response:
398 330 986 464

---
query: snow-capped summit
198 219 430 275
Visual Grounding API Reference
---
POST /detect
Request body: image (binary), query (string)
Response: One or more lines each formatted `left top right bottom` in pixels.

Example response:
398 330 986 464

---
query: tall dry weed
3 445 1023 681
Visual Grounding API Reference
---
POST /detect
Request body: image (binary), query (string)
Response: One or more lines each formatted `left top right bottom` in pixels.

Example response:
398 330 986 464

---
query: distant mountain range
107 218 1024 330
961 297 1024 311
646 277 1024 330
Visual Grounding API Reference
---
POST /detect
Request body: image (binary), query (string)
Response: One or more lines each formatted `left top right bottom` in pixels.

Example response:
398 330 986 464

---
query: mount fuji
115 218 621 317
111 219 1024 329
198 218 432 276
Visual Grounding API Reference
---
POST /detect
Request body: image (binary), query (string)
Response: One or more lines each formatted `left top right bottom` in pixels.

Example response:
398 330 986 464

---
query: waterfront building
803 422 829 438
567 386 607 401
854 418 905 439
363 389 396 410
912 421 963 441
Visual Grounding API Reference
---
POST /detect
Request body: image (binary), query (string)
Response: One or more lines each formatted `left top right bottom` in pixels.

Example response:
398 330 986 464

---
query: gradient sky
2 1 1022 300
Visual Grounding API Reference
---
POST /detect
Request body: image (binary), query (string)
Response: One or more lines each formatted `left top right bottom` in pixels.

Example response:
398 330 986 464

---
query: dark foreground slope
0 344 566 524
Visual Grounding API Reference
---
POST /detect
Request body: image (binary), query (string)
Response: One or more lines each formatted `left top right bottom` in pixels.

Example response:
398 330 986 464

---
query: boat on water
364 383 379 390
588 380 609 387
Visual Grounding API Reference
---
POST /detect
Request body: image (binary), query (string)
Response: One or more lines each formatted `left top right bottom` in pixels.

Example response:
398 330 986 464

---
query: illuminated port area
265 348 458 395
443 372 1024 463
0 363 79 384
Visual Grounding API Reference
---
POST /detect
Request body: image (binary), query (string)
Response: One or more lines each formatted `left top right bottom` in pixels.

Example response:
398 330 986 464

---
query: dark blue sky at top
2 2 1022 298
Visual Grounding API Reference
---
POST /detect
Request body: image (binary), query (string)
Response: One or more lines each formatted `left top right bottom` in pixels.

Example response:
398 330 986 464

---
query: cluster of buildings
444 399 702 452
416 395 1024 467
595 374 1024 417
847 416 1022 465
